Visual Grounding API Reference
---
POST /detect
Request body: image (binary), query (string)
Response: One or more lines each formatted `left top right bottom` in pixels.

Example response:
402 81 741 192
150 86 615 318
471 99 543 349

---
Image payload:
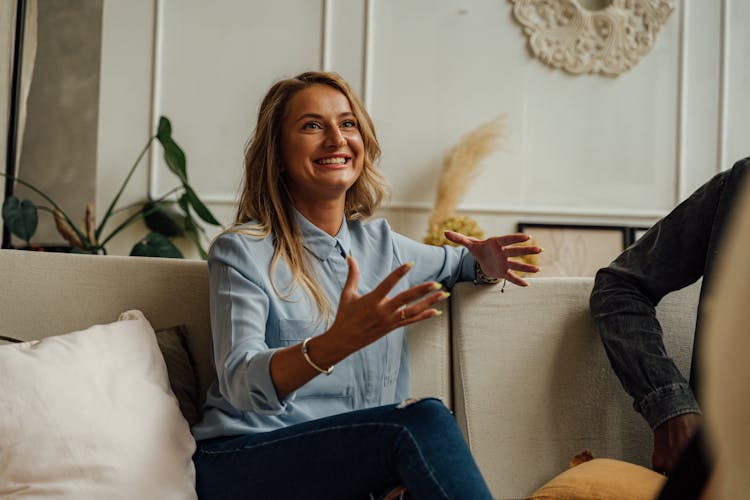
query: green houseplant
1 116 220 258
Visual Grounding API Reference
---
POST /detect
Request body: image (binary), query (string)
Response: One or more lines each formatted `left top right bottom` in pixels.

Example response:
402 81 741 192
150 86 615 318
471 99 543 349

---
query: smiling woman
189 71 542 500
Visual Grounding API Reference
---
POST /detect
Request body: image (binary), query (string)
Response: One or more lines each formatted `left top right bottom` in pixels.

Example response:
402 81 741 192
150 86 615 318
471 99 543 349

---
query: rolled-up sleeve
391 231 475 287
209 234 295 415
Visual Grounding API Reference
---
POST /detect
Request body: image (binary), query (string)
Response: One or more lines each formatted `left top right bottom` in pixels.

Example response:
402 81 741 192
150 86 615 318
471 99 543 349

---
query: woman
192 71 541 499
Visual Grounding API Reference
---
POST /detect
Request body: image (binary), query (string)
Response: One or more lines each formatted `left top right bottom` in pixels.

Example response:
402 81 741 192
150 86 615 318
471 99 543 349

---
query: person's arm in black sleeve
590 170 730 471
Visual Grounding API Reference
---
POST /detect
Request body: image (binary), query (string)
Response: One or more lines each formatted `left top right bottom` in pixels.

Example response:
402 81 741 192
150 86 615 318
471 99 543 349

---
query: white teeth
317 157 347 165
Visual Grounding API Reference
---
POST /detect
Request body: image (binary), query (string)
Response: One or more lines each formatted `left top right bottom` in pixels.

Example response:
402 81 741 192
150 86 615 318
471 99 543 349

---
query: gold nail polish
431 282 443 290
406 261 415 268
434 310 443 316
442 291 451 299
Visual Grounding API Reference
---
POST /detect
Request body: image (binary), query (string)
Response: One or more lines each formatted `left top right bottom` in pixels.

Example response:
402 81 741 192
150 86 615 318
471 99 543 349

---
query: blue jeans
193 398 493 500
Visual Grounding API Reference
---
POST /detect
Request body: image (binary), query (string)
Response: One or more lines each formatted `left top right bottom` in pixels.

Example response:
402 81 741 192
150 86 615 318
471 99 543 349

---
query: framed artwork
516 223 629 277
628 226 652 246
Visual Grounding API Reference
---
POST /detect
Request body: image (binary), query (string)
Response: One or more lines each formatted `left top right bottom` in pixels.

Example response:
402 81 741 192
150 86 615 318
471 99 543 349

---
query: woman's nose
325 128 346 148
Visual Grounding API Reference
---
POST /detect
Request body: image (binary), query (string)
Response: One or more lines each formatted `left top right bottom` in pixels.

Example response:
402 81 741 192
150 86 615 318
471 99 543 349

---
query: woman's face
280 84 365 209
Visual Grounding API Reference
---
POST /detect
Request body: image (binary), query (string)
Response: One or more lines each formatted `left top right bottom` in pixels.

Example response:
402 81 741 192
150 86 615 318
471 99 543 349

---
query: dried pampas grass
424 116 506 244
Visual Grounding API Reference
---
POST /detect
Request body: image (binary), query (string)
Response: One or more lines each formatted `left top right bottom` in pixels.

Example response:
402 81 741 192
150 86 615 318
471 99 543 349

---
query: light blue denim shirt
192 211 476 440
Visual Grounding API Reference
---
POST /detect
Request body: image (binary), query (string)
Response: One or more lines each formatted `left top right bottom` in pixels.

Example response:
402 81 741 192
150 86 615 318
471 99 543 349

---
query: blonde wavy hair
230 71 389 321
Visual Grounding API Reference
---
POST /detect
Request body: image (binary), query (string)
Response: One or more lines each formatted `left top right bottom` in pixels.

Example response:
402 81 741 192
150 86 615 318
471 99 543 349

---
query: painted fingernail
405 261 415 268
431 282 442 290
433 310 443 316
441 291 451 299
539 247 545 252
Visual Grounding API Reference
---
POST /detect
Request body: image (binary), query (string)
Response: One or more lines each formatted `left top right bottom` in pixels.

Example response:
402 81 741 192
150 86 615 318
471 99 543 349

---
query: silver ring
400 308 406 320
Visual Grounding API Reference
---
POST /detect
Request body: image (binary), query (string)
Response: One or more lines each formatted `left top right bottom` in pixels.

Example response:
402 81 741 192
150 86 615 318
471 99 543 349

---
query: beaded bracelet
301 337 334 375
474 260 500 285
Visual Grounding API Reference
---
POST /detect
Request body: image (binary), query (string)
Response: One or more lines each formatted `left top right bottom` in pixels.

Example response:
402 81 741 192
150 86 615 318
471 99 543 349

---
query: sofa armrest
407 300 451 407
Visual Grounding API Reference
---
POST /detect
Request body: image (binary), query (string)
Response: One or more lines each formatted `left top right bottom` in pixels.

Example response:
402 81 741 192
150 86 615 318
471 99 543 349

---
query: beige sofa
0 249 699 498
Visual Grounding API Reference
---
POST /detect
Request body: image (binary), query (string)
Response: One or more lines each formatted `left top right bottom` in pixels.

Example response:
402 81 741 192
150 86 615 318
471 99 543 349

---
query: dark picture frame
628 226 652 246
516 222 630 277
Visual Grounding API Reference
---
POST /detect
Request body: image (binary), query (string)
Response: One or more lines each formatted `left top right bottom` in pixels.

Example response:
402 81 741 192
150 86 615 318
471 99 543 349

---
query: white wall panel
325 0 367 96
95 0 745 254
370 0 682 215
152 0 324 202
682 0 721 197
725 0 750 168
96 0 154 256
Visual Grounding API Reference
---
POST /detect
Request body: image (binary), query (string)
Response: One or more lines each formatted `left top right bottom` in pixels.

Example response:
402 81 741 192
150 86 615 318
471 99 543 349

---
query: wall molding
199 194 663 222
362 0 374 108
148 0 335 200
147 0 163 200
717 0 729 174
379 201 665 220
321 0 331 70
675 0 687 203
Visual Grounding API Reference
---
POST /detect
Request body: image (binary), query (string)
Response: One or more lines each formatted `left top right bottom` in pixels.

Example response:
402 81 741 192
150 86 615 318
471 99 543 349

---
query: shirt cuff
244 348 297 415
635 383 702 430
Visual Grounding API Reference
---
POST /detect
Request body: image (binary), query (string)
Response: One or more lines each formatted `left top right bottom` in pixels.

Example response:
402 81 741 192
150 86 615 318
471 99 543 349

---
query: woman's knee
395 397 455 430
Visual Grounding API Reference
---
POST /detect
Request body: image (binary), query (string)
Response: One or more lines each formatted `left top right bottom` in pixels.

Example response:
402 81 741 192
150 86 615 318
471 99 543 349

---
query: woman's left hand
444 230 541 287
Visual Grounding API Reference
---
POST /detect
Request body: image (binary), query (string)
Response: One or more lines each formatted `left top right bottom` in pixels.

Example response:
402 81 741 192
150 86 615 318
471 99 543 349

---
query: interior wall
96 0 749 258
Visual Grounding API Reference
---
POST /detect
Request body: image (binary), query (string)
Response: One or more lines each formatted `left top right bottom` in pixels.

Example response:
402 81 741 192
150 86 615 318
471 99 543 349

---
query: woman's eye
341 120 356 128
303 122 322 130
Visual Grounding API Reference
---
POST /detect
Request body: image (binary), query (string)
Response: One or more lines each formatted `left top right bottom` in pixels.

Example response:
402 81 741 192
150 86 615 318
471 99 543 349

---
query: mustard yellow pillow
529 458 666 500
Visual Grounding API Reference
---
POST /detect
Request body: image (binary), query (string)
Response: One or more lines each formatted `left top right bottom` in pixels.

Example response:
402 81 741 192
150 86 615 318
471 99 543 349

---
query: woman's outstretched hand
444 230 542 287
329 256 449 351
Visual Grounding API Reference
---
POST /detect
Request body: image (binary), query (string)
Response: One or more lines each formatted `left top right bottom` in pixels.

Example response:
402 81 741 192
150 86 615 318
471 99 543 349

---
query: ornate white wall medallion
509 0 675 76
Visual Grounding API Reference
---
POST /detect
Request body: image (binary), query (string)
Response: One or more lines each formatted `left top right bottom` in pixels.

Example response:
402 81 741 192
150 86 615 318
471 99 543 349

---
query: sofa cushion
0 310 197 499
156 324 202 426
529 458 666 499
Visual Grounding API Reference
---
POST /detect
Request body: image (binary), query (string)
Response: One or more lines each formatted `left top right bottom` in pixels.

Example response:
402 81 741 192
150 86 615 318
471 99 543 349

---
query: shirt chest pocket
276 318 354 402
277 317 322 347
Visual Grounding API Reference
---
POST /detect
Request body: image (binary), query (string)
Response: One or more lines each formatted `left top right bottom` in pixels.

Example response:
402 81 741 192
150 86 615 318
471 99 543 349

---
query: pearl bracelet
301 337 334 375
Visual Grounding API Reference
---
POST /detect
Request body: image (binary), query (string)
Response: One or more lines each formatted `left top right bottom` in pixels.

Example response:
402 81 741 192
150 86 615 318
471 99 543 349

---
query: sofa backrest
451 278 700 498
0 250 215 400
0 250 452 407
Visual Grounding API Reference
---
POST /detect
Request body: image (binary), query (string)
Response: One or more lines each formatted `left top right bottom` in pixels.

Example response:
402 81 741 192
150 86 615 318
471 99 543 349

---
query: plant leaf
143 201 185 237
2 197 38 242
70 247 97 254
178 192 190 213
156 116 172 142
156 117 188 184
184 217 208 259
130 232 183 259
183 184 220 225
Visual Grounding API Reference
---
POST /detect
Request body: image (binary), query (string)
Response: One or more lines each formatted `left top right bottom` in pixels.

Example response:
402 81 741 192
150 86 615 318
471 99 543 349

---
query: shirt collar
294 209 351 261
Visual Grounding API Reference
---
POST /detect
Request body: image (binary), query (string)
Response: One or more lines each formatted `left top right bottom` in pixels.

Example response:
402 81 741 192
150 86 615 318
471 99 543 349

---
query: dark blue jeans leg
193 398 492 500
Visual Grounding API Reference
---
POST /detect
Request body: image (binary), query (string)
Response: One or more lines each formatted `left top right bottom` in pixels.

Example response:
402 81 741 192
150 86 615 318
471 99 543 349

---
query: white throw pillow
0 310 197 499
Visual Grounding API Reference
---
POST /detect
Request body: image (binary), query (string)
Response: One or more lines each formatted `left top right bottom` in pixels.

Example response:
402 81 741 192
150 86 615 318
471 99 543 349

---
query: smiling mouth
315 157 349 165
